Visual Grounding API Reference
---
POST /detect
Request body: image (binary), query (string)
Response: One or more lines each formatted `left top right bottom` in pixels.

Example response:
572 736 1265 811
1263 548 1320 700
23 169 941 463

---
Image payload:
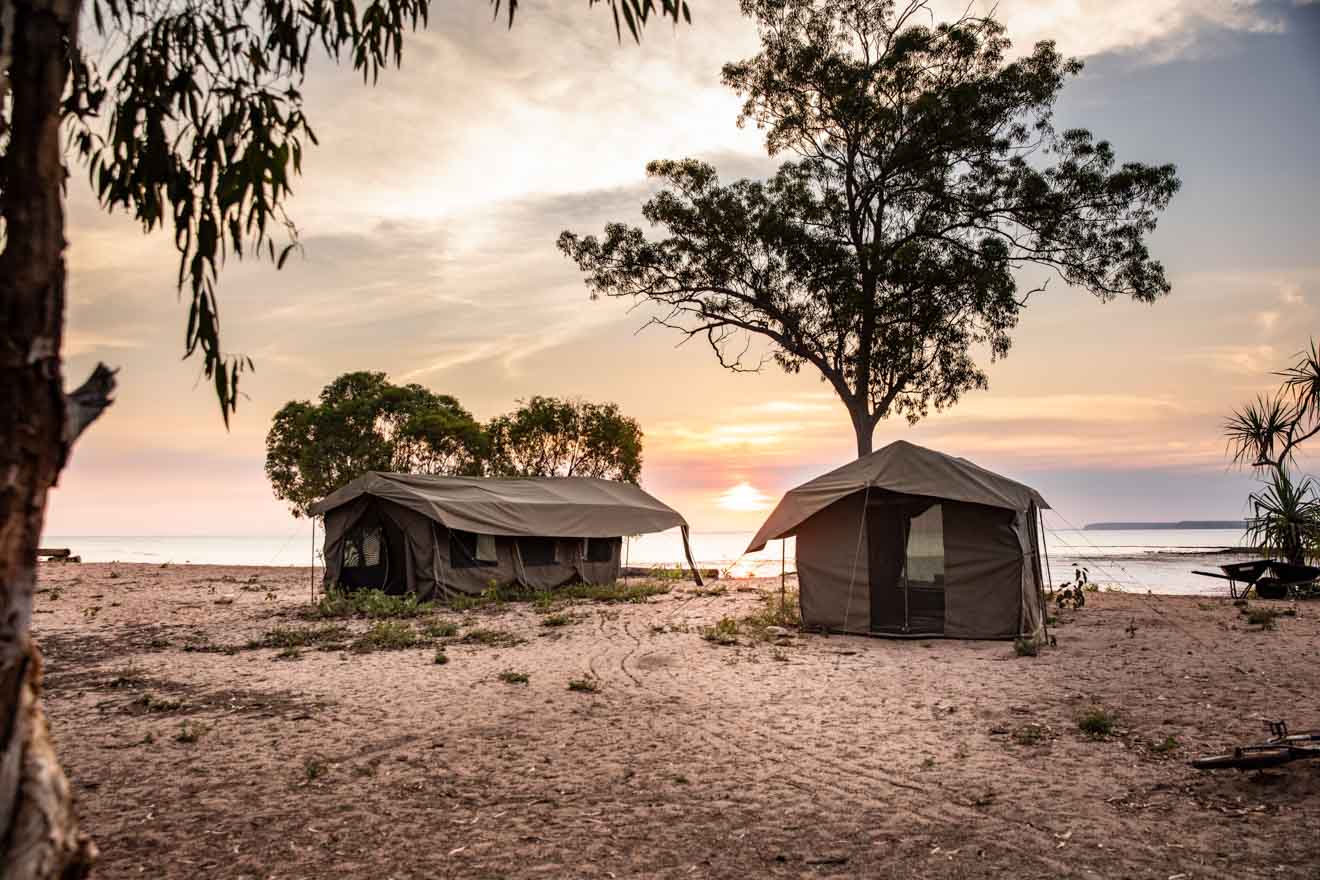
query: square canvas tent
309 473 702 599
747 441 1050 640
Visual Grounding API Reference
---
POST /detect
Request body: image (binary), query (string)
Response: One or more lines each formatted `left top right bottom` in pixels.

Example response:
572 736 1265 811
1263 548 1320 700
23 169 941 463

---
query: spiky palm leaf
1280 338 1320 437
1245 469 1320 565
1226 394 1296 467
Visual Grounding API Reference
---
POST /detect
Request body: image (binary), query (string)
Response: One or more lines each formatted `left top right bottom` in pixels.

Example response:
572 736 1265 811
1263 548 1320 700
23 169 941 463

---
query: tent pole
1039 505 1054 645
780 539 786 610
1039 506 1055 598
623 535 630 586
310 516 316 603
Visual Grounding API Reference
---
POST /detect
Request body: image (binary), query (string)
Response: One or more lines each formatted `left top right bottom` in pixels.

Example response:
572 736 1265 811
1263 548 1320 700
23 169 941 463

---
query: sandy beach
36 563 1320 878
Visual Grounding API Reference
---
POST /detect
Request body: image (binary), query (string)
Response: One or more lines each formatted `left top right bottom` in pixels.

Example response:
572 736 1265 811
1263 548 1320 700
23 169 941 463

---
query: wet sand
36 563 1320 878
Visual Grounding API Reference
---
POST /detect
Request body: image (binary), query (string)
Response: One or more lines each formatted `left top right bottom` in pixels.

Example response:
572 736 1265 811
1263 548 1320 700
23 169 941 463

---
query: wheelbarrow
1192 560 1320 599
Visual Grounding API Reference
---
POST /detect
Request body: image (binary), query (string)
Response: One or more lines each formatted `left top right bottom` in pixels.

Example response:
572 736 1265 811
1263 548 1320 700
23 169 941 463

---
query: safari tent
309 472 702 599
747 441 1049 640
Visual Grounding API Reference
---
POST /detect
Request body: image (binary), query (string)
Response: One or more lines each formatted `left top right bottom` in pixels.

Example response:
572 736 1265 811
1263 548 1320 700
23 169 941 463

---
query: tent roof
746 440 1049 552
309 472 689 539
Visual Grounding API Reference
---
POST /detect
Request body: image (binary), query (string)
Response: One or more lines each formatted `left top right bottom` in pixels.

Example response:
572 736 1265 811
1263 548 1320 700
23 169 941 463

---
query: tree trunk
0 0 99 875
849 404 874 458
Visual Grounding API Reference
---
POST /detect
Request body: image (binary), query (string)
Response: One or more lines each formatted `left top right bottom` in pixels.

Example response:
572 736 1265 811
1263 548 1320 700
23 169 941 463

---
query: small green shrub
249 624 349 650
302 589 433 620
498 670 529 685
304 757 327 780
541 613 573 627
644 565 688 582
1054 568 1090 610
433 651 449 665
559 581 672 604
448 583 541 611
1013 637 1039 657
133 692 182 713
421 620 459 638
740 588 800 640
175 720 209 743
1077 706 1116 739
1242 606 1280 629
1150 735 1179 754
702 616 740 646
352 621 421 652
567 676 599 693
460 628 526 648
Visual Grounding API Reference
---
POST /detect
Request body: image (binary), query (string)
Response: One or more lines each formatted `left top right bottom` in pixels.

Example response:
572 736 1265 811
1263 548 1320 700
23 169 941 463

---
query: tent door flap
868 501 946 636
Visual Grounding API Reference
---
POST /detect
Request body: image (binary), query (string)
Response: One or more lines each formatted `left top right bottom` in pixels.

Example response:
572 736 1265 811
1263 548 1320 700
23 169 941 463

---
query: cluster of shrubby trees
265 372 643 515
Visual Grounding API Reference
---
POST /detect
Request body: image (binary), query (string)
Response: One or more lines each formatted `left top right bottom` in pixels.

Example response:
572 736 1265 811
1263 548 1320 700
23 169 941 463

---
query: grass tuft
498 670 529 685
301 589 434 621
1011 723 1049 746
1150 735 1179 754
351 621 421 652
739 588 800 641
1077 706 1116 739
304 757 328 781
1013 637 1039 657
174 720 209 743
248 624 349 650
559 581 673 604
567 675 600 693
460 628 526 649
541 613 573 627
701 616 740 646
421 620 459 639
133 692 182 713
1242 605 1280 629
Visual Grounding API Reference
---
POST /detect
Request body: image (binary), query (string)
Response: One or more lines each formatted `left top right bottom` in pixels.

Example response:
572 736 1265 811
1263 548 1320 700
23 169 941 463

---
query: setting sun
717 481 773 512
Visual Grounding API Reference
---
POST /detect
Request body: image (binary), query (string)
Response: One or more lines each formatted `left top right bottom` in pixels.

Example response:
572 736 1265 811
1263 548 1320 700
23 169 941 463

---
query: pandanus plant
1225 339 1320 565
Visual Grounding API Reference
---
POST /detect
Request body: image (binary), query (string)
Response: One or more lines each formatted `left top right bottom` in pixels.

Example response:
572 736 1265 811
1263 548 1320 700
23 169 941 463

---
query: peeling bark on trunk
0 0 101 875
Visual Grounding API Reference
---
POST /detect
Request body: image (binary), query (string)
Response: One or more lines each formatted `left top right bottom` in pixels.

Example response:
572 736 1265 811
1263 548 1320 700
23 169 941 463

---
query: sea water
41 528 1250 595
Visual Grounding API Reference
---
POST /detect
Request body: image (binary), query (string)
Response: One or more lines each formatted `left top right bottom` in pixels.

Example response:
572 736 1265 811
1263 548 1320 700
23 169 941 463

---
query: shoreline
36 558 1254 596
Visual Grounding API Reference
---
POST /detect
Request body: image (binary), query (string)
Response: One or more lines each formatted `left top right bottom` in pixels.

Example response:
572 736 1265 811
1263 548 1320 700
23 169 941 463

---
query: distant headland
1083 520 1247 531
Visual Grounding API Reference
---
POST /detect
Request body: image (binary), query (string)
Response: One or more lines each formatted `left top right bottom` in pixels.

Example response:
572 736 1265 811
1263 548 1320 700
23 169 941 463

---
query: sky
46 0 1320 538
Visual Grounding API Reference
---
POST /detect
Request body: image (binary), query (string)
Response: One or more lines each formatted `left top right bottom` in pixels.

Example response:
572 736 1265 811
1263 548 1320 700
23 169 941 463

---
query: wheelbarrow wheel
1254 578 1289 600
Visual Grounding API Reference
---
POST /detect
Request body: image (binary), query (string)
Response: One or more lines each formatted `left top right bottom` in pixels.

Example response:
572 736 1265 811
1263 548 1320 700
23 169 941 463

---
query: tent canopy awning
747 440 1049 552
309 472 690 539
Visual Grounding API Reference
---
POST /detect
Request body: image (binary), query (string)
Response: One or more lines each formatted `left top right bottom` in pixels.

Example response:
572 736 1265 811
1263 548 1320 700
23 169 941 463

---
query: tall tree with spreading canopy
266 372 487 516
559 0 1180 457
0 0 688 874
486 396 644 483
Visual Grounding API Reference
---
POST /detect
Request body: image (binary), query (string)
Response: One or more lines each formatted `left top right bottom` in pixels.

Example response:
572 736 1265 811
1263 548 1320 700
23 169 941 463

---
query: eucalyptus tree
560 0 1180 456
1226 339 1320 565
266 372 488 515
486 396 644 483
0 0 687 874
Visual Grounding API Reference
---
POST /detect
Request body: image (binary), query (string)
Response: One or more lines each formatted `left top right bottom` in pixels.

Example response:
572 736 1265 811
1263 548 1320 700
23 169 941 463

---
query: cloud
964 0 1290 61
63 332 144 358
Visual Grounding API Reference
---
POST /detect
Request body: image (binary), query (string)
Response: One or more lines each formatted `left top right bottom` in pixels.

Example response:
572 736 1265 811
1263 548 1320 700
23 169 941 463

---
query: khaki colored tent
747 441 1049 639
310 472 702 598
